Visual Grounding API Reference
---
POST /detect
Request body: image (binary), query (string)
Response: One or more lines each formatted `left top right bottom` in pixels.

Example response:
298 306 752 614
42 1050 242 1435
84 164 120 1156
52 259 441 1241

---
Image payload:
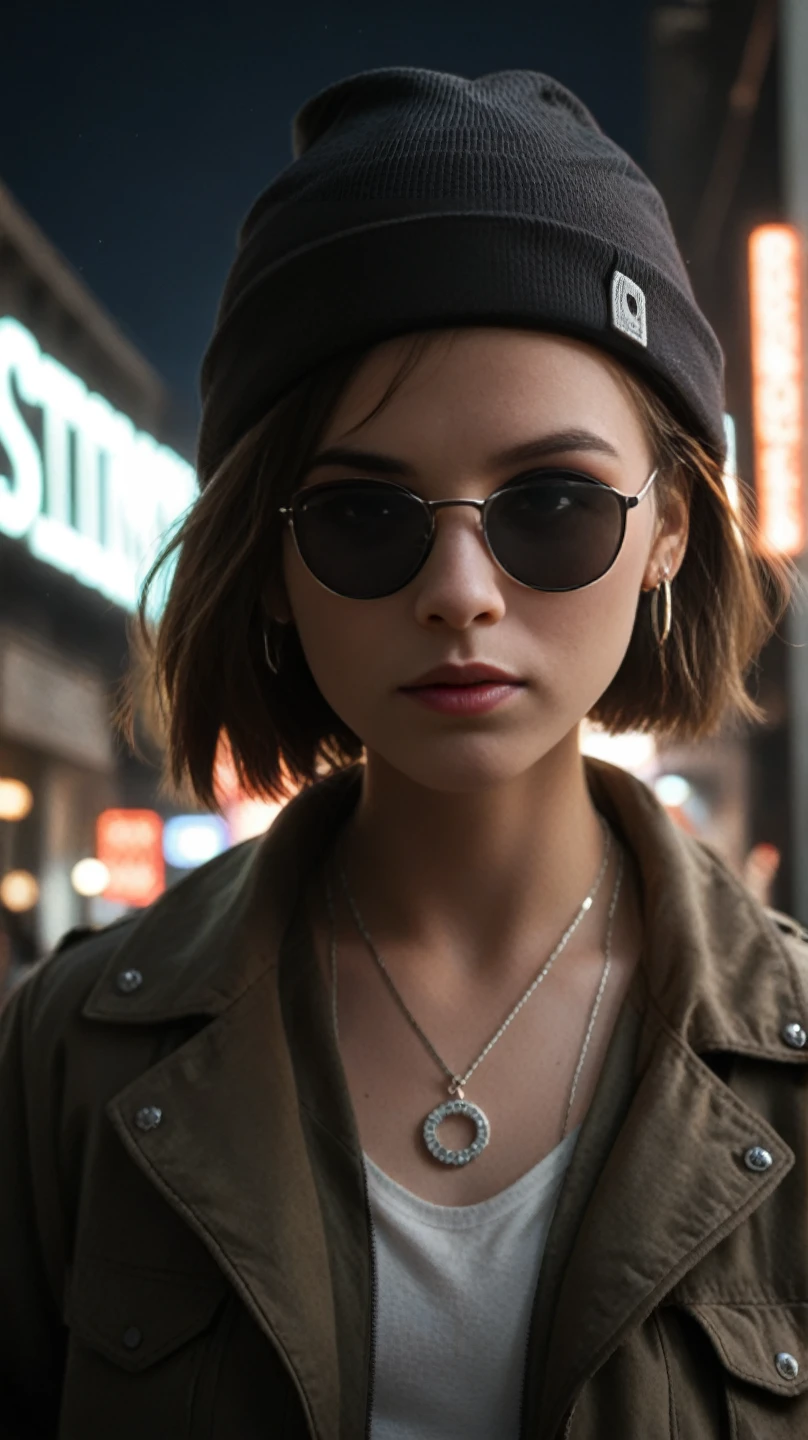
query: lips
398 663 526 717
400 662 524 689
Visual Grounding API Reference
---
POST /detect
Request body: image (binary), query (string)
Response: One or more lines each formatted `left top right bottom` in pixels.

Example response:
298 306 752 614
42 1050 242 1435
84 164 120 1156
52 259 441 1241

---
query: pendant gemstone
423 1099 491 1166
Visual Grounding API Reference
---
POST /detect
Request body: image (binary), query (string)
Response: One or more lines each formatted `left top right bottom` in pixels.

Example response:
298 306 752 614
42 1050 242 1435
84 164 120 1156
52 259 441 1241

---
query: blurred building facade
0 179 197 958
646 0 808 919
3 11 807 959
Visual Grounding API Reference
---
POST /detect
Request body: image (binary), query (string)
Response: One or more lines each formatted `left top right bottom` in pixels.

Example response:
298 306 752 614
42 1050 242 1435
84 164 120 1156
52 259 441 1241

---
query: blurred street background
1 0 806 995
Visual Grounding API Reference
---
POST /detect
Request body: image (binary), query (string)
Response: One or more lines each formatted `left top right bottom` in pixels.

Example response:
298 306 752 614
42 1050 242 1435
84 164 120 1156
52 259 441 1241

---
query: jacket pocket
59 1256 229 1438
677 1301 808 1439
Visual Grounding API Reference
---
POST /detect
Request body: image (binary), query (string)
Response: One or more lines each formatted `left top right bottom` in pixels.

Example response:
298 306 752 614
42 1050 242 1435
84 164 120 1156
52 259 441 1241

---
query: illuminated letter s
0 317 44 539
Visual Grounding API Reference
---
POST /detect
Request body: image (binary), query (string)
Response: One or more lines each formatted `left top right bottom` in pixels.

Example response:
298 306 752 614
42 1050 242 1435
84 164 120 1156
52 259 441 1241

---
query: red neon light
96 808 165 908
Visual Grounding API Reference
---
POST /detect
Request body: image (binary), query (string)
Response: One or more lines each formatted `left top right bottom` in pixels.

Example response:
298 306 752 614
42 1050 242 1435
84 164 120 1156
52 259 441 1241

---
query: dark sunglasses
279 466 659 600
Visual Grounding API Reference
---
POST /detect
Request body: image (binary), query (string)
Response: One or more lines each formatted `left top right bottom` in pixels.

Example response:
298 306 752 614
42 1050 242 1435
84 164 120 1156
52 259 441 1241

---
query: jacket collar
586 758 808 1059
83 764 361 1025
84 755 808 1059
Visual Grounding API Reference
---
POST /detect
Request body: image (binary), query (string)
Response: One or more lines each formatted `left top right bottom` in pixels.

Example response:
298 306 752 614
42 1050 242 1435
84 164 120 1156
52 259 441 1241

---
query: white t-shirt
364 1126 580 1440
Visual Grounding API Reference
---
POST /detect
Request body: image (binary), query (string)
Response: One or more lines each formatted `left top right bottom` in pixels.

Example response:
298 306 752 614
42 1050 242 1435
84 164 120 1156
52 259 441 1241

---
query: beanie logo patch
610 271 647 348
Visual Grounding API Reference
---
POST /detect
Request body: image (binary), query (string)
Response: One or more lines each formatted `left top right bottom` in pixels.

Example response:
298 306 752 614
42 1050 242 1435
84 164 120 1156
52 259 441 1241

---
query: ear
641 480 690 592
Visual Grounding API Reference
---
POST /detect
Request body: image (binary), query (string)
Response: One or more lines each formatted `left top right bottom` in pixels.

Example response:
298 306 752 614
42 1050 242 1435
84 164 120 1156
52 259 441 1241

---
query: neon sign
749 224 805 556
96 808 165 907
0 316 197 609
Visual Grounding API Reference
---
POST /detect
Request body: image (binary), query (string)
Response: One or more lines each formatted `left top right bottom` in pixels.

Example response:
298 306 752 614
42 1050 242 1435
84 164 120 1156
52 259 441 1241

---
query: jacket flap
67 1257 228 1373
682 1302 808 1396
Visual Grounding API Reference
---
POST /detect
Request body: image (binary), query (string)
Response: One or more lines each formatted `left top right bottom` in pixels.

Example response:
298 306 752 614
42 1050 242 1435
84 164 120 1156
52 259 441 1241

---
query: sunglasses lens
486 477 625 589
292 482 432 598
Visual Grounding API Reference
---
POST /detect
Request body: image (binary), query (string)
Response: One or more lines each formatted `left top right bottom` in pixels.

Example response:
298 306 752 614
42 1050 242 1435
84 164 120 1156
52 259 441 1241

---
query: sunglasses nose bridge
427 497 487 513
426 497 489 542
424 496 491 552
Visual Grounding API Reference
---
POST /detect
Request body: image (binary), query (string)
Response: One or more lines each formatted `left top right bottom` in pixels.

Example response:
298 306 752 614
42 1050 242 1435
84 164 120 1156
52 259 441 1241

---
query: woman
1 66 807 1440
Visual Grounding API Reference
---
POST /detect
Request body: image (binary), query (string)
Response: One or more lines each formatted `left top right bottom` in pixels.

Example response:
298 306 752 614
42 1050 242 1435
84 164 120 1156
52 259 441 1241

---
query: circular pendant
422 1099 491 1166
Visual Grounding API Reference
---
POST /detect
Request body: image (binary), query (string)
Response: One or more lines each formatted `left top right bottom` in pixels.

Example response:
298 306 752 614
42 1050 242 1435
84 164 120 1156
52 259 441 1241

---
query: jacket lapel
534 759 808 1438
106 969 348 1440
83 768 369 1440
536 1019 796 1438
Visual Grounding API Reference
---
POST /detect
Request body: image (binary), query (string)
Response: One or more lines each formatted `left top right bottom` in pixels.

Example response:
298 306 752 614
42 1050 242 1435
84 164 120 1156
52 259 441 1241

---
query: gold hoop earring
650 573 672 647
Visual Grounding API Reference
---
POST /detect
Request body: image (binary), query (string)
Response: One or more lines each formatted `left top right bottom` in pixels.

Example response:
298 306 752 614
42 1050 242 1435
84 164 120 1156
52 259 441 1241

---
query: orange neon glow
213 733 295 842
749 224 805 555
96 809 165 908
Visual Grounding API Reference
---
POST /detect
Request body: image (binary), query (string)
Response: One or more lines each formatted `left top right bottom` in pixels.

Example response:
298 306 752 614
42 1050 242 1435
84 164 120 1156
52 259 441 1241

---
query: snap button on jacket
1 756 807 1439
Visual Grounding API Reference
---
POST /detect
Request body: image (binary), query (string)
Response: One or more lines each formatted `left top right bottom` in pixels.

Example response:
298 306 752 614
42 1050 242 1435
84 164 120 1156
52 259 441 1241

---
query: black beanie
197 66 725 488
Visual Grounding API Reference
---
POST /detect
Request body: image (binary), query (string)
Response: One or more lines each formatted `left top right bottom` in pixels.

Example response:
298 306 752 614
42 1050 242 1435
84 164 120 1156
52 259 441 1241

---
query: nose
412 504 507 630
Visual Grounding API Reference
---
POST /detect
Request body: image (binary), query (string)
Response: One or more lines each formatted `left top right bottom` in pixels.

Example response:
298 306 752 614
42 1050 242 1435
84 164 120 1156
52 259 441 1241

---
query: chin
367 729 570 795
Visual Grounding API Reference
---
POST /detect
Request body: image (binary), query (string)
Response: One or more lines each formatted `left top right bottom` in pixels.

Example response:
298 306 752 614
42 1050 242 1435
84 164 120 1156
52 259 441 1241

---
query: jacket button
743 1145 773 1173
115 968 143 995
122 1326 143 1350
775 1352 799 1380
134 1105 163 1132
782 1021 807 1049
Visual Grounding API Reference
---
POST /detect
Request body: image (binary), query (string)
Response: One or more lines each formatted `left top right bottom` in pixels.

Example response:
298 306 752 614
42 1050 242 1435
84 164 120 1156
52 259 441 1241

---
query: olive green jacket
2 757 808 1439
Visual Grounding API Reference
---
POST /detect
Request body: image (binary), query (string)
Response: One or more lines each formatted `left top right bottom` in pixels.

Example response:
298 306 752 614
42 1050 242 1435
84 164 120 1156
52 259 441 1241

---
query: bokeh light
0 869 39 912
71 858 111 897
0 778 34 821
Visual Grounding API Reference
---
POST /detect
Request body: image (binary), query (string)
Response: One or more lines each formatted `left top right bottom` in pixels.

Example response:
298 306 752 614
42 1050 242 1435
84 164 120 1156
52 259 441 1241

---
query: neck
335 729 608 981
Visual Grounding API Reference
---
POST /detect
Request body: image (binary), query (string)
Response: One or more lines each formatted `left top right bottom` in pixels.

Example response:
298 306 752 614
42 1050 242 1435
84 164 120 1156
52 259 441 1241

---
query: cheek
520 539 647 696
283 541 392 709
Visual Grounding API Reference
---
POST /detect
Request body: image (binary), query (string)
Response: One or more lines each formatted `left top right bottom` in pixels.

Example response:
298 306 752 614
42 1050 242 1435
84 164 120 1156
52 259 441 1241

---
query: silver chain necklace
325 819 625 1167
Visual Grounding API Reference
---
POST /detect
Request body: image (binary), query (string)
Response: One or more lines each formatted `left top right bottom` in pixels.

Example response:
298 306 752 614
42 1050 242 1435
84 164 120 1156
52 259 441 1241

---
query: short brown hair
125 332 796 810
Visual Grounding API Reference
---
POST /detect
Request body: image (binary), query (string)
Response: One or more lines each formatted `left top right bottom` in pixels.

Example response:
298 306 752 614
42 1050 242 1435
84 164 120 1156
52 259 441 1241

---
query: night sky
2 0 654 432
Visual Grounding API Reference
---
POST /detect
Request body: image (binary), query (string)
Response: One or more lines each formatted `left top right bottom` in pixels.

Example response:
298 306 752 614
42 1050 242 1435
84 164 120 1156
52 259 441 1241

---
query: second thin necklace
326 816 624 1168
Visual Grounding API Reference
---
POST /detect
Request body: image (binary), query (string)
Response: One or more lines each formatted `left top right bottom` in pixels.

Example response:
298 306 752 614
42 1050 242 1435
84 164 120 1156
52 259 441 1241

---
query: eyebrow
306 427 621 478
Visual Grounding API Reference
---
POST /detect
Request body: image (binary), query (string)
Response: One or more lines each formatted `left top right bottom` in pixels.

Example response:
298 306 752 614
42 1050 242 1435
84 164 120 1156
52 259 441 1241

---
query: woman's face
281 328 687 793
